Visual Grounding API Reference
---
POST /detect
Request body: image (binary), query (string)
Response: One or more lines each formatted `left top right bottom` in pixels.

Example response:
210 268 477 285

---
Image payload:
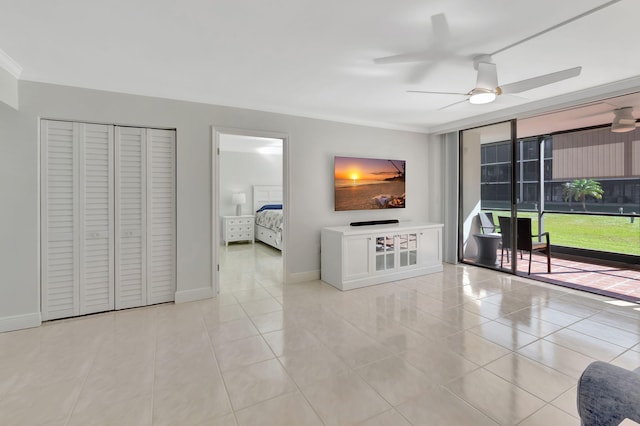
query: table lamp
231 193 246 216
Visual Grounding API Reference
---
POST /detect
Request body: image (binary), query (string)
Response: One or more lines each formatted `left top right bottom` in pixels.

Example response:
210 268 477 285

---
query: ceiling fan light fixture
611 122 636 133
468 88 496 105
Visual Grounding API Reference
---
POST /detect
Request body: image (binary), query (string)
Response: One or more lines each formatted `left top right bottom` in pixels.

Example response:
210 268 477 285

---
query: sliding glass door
459 120 517 273
459 93 640 293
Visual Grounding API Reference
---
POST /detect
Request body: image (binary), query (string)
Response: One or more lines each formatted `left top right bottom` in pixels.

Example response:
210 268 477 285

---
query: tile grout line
200 299 242 424
149 307 159 426
62 321 107 426
234 279 328 424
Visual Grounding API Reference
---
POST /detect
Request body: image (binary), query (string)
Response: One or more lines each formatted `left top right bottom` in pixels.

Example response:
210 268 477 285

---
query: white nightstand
222 215 255 246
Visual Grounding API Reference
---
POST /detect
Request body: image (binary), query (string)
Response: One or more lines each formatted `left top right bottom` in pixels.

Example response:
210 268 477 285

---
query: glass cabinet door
398 233 418 267
375 233 419 271
375 235 395 271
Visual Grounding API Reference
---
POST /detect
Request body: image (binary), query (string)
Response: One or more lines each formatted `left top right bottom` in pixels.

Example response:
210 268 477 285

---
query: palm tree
563 179 604 211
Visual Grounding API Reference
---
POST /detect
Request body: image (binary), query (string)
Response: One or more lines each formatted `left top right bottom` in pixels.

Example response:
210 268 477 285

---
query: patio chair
497 216 551 275
476 212 505 264
478 212 500 235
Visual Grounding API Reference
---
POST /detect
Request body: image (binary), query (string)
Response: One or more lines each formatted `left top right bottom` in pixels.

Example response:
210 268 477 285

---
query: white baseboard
174 286 215 304
0 312 42 333
286 269 320 284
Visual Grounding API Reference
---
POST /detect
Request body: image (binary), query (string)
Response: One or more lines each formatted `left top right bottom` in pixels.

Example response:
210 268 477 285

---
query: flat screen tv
334 156 405 211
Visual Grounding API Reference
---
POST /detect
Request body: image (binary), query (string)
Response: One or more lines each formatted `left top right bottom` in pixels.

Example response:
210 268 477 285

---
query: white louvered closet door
42 122 175 319
41 121 114 320
79 123 114 315
115 127 148 309
115 127 175 308
41 120 78 320
146 129 176 304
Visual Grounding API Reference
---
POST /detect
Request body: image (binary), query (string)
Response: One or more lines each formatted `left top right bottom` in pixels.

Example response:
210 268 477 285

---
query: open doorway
460 120 517 275
214 130 287 296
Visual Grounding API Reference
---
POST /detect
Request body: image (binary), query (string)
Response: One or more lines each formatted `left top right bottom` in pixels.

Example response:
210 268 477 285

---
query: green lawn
488 211 640 256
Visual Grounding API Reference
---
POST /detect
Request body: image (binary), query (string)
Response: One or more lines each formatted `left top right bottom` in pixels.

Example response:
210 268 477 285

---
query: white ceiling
2 0 640 133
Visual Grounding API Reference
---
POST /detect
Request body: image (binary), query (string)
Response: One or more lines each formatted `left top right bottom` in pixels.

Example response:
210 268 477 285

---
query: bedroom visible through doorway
217 133 284 294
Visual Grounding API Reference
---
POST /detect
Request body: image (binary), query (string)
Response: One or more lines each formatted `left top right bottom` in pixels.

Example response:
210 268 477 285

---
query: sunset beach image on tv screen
334 156 405 211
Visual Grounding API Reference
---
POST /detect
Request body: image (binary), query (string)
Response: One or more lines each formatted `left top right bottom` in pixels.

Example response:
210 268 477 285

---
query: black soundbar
350 219 399 227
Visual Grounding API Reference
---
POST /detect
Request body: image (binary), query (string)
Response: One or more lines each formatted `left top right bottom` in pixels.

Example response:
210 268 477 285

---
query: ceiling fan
611 107 639 133
407 55 582 108
375 0 622 106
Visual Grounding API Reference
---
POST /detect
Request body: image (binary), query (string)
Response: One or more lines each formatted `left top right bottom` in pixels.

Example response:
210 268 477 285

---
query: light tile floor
2 242 640 425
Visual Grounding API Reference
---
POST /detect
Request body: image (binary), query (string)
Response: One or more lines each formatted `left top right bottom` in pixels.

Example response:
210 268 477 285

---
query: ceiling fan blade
406 61 440 84
500 66 582 94
431 13 450 46
407 90 468 96
374 13 451 65
438 98 471 111
373 51 434 64
476 62 498 90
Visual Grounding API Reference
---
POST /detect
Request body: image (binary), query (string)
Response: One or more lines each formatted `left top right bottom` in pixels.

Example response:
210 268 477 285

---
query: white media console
321 222 444 290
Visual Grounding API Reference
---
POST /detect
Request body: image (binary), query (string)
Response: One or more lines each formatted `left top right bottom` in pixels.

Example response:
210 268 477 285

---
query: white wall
460 130 482 259
0 98 34 330
0 66 18 109
219 151 283 216
0 80 433 331
289 119 434 279
433 131 459 264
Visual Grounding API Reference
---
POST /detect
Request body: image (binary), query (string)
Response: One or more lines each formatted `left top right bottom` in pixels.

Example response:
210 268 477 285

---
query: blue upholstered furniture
578 361 640 426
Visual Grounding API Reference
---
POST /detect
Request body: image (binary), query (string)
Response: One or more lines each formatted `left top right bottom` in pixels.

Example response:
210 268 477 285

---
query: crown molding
0 48 22 79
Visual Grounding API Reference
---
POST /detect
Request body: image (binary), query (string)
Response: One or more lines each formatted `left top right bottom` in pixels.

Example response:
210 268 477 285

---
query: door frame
211 126 290 295
458 119 519 274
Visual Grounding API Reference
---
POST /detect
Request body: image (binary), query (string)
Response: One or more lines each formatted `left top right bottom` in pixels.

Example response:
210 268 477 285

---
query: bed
253 185 283 250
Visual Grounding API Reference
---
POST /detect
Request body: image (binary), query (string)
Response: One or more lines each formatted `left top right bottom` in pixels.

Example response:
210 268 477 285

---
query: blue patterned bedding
255 209 283 232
